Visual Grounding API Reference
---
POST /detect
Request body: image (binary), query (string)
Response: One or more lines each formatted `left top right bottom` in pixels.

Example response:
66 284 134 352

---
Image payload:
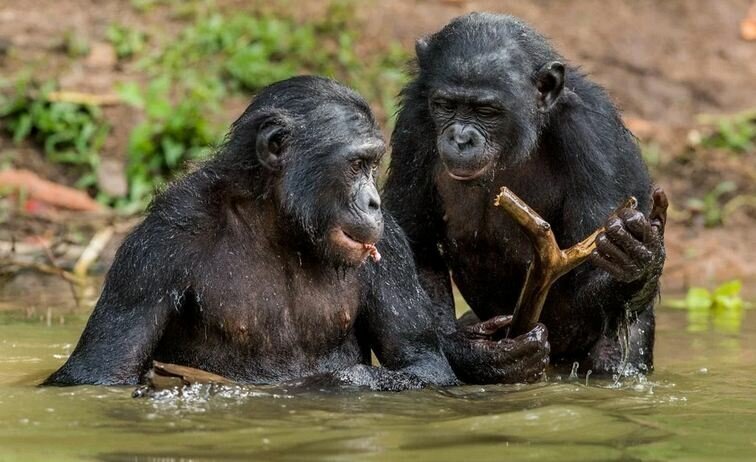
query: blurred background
0 0 754 324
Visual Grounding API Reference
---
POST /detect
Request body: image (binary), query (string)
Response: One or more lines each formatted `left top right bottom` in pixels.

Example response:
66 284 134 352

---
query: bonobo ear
535 61 565 112
415 37 430 69
256 118 289 171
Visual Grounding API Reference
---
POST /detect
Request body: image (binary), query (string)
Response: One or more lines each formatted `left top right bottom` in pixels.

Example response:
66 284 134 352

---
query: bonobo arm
558 188 667 375
383 135 457 332
355 215 459 390
42 219 185 386
380 198 456 334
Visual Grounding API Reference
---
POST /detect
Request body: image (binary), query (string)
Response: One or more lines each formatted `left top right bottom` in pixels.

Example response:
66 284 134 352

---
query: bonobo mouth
444 162 493 182
330 227 382 264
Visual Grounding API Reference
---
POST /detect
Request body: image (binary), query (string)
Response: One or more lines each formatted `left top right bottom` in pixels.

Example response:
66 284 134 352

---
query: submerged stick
494 187 636 338
147 361 236 390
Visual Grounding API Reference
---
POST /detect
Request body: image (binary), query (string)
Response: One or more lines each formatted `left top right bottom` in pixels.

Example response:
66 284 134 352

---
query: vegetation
0 2 409 208
699 110 756 154
666 280 751 333
684 181 738 228
0 80 109 190
117 77 222 208
106 24 147 60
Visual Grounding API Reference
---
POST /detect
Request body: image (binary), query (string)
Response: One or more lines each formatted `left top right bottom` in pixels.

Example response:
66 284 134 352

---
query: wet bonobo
43 76 548 389
384 13 668 375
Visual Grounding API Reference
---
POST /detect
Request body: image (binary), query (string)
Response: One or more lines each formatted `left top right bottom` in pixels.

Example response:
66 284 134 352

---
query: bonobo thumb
524 323 549 344
649 187 668 236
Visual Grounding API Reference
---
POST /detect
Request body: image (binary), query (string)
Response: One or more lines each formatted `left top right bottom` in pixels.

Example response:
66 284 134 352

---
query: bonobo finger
616 208 652 244
590 250 638 282
596 233 640 268
520 337 550 382
649 187 669 235
604 218 653 264
465 315 513 337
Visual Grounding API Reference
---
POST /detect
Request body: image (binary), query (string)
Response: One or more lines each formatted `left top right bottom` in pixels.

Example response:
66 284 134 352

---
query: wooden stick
494 187 636 337
146 361 236 391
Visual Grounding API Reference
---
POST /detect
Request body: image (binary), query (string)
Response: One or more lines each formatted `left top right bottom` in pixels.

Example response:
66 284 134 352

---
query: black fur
384 14 665 375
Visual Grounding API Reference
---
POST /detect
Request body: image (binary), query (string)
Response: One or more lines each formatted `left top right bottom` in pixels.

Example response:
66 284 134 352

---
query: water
1 289 755 461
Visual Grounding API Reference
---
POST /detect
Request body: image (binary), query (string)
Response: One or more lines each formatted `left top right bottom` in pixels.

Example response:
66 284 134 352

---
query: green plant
142 7 408 124
61 30 90 58
685 181 738 227
0 81 109 189
641 142 662 169
699 110 756 154
666 280 751 333
106 24 147 59
117 77 222 209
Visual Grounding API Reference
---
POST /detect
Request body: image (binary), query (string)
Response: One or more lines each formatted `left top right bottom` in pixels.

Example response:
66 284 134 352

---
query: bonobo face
419 14 565 182
324 135 385 266
429 87 511 181
310 103 386 266
262 97 386 267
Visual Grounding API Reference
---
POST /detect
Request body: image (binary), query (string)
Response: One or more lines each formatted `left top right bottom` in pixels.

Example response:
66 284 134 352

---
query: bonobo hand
591 188 668 286
443 315 550 384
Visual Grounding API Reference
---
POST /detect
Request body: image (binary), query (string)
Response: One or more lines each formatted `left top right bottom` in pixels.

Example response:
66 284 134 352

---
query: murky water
0 286 755 462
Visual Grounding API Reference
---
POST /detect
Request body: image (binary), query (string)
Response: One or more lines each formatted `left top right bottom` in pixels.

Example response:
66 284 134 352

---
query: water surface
0 289 754 461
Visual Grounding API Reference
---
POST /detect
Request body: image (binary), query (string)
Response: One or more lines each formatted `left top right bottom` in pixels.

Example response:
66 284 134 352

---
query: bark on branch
494 187 636 337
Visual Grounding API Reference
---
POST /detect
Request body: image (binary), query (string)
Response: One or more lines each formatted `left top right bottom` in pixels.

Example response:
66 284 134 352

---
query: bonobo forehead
311 102 380 140
428 51 530 102
420 13 555 97
299 101 384 158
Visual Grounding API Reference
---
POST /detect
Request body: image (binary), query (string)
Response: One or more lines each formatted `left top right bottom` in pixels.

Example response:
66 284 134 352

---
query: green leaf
712 280 742 299
117 82 145 108
685 287 713 311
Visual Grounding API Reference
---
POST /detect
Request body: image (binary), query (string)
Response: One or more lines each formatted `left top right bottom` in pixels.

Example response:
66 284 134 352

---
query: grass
698 109 756 154
0 80 109 190
117 77 222 209
106 24 147 60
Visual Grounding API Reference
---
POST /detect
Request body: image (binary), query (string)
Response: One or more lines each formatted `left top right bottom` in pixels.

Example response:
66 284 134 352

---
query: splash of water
569 361 579 380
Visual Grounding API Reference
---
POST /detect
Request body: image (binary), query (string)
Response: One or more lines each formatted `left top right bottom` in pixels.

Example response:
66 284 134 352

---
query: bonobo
44 76 549 389
384 13 668 375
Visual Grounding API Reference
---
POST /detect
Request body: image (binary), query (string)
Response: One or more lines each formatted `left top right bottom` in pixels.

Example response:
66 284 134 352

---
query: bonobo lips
444 162 493 182
330 227 382 263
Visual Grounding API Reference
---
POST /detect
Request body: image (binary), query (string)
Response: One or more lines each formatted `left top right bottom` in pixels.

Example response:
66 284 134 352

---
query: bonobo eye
476 106 500 118
350 159 363 175
432 98 455 113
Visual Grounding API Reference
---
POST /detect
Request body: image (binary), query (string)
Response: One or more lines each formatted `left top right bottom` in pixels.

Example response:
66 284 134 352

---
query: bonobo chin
42 75 550 390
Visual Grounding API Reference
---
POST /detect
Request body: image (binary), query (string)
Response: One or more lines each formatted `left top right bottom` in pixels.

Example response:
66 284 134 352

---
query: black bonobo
43 76 549 389
384 13 668 375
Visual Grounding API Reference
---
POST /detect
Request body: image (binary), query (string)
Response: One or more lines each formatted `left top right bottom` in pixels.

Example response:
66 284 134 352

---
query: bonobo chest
434 162 562 316
200 241 363 353
155 207 366 381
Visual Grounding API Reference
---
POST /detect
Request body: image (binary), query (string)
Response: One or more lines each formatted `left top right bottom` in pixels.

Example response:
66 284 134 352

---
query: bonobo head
414 13 565 181
222 76 385 266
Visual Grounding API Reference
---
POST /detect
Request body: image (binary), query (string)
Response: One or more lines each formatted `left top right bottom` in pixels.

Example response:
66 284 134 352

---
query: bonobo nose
345 187 384 245
357 183 381 216
453 130 472 146
447 125 482 153
367 189 381 212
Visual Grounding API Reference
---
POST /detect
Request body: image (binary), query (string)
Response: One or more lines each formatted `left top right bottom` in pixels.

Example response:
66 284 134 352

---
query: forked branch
494 187 636 337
